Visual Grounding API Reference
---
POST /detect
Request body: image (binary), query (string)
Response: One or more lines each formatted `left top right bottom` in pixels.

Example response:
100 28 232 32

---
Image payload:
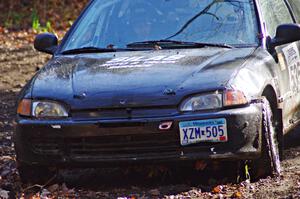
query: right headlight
32 101 69 118
17 99 69 118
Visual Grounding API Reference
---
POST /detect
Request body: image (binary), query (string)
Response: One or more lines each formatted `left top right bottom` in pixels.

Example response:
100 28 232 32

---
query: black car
14 0 300 182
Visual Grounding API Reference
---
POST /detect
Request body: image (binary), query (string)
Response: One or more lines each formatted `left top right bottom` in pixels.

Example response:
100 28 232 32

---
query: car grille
71 107 178 120
30 133 181 157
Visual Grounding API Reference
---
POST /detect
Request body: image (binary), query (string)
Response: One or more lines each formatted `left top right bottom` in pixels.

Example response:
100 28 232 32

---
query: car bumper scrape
14 103 263 167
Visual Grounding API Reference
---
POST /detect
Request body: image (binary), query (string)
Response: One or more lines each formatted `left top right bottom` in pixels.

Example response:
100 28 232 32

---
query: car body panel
15 103 262 167
13 0 300 168
275 42 300 132
31 47 255 109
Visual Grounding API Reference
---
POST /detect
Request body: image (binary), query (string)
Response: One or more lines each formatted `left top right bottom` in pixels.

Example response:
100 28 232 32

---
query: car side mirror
270 24 300 48
34 33 58 55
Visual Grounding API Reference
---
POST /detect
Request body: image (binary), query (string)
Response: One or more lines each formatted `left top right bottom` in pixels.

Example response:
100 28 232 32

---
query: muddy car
14 0 300 183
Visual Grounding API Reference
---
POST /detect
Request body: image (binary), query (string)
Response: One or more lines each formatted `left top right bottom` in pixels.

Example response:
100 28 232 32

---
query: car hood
32 47 256 109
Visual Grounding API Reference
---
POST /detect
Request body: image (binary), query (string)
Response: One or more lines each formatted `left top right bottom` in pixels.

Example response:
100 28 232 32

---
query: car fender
226 47 281 104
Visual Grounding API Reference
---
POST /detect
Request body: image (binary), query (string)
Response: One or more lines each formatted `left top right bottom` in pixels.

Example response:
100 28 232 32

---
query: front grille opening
97 122 146 128
30 133 179 156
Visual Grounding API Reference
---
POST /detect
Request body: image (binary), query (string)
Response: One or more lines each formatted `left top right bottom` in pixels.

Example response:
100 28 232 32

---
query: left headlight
180 90 249 112
180 93 223 111
17 99 69 118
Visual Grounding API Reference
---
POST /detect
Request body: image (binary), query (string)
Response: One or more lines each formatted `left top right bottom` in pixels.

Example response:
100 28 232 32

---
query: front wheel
250 97 281 179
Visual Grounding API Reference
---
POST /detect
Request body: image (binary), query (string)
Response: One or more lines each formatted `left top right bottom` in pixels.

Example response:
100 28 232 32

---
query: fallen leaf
212 185 223 194
232 191 243 198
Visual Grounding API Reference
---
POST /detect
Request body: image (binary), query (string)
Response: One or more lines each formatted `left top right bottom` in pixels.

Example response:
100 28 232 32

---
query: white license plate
179 118 228 146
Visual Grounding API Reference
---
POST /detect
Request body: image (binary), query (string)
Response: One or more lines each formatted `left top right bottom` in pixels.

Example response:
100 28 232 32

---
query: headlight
17 99 69 118
180 90 248 112
180 93 222 111
32 101 68 118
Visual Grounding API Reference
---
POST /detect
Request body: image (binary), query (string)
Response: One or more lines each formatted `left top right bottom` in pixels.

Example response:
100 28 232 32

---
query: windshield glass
61 0 258 51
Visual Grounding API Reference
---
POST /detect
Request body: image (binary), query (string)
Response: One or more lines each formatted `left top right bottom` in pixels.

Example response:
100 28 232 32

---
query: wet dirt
1 46 300 198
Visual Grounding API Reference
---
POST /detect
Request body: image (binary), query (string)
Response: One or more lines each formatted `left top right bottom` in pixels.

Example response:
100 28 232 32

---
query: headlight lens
180 93 223 111
32 101 69 118
180 90 249 112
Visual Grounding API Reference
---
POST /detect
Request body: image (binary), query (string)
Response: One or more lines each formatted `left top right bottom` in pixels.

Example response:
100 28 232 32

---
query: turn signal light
17 99 32 116
224 90 248 107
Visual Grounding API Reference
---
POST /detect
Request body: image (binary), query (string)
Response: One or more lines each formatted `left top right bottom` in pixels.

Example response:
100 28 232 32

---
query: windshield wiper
61 47 137 55
126 40 234 49
127 39 186 47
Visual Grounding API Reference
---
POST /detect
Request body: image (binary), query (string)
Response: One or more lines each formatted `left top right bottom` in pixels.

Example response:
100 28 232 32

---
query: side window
288 0 300 23
258 0 293 37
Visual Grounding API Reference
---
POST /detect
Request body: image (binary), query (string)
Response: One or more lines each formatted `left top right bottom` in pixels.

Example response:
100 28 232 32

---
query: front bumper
14 103 262 167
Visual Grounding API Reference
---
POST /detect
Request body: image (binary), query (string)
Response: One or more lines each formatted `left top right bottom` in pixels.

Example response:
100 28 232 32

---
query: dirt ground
1 40 300 198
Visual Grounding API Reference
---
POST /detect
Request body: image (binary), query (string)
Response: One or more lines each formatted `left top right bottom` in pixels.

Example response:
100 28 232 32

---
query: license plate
179 118 228 146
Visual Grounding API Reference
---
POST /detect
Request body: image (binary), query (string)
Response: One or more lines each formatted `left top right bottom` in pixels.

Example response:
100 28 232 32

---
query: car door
257 0 300 131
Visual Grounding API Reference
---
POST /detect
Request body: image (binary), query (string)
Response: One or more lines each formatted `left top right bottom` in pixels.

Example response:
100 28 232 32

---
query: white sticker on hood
102 55 185 69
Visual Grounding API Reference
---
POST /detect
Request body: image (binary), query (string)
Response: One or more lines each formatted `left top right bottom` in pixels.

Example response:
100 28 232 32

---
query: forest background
1 0 89 30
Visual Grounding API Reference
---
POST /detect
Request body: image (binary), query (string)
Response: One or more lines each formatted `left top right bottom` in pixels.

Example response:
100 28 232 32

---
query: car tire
250 97 281 180
18 164 57 184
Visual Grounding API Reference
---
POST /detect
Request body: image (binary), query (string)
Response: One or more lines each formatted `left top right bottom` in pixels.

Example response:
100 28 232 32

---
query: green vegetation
31 10 41 32
0 0 89 31
32 10 54 33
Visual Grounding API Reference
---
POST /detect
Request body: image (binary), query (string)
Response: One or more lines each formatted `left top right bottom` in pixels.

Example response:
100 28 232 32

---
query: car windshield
61 0 258 52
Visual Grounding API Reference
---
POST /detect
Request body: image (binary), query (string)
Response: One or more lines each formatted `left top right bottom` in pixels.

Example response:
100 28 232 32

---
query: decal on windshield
102 55 186 69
